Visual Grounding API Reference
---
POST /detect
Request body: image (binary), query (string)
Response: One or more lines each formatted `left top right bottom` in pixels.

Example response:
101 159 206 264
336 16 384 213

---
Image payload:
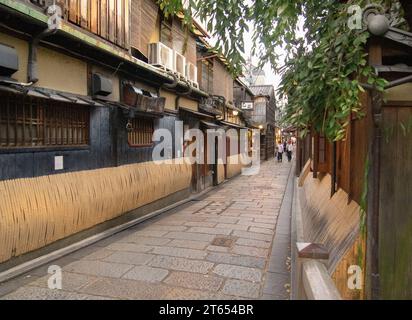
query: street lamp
259 125 264 130
232 110 239 116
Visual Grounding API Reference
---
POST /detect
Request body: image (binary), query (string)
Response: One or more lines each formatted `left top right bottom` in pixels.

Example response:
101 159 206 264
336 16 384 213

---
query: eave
0 0 208 99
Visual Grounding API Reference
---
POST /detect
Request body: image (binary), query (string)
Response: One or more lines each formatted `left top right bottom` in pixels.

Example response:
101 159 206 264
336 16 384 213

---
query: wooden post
366 38 383 300
295 243 341 300
331 141 337 197
296 132 302 177
313 132 319 179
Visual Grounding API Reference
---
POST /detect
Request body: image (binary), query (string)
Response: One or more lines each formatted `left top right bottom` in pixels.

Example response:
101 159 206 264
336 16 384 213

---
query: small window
128 118 154 147
200 60 213 93
160 16 173 48
0 92 89 148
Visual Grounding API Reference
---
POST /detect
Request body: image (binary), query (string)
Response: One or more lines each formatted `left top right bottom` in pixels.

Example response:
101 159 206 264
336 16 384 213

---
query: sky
198 7 306 97
206 23 283 90
242 25 284 89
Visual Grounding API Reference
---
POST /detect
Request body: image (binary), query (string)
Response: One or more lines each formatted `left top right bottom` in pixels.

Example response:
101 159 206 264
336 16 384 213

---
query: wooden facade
249 86 277 160
296 25 412 299
379 102 412 299
130 0 196 63
0 0 246 268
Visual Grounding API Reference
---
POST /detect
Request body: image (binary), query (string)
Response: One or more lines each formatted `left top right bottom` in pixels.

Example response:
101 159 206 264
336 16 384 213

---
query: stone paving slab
152 247 207 260
27 272 98 292
79 278 172 300
213 264 262 282
222 279 261 299
148 256 214 274
164 271 224 292
103 252 154 265
166 239 210 250
206 252 266 269
0 159 292 300
105 243 153 253
3 286 115 300
164 232 216 242
232 230 274 242
117 235 171 246
63 261 133 278
235 238 272 249
187 227 233 236
122 266 169 283
232 245 269 258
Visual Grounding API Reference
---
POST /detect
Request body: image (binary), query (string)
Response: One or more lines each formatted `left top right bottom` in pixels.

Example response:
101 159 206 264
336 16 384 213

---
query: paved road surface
0 159 292 300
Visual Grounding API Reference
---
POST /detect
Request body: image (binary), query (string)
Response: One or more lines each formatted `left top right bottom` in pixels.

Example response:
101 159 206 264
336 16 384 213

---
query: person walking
286 140 293 162
277 141 284 162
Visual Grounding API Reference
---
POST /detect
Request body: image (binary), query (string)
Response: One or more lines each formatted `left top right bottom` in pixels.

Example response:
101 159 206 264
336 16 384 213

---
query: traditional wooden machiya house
294 2 412 300
196 39 250 184
249 85 276 161
0 0 226 268
234 78 255 157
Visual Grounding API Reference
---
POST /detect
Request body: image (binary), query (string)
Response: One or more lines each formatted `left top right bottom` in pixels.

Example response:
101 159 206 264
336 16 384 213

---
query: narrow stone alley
0 160 292 300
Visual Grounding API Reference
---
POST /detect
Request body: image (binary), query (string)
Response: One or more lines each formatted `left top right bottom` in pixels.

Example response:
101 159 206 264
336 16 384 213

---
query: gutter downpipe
174 79 193 110
28 28 58 84
158 72 191 110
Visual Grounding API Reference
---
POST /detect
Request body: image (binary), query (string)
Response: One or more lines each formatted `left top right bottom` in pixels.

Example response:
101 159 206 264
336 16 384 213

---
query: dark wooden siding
0 105 113 181
213 60 234 103
379 104 412 299
0 105 180 182
349 92 371 204
130 0 197 64
171 19 197 65
64 0 130 49
131 0 159 57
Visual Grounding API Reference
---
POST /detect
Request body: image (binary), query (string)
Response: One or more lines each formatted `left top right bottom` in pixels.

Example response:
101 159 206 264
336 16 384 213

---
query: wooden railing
291 177 342 300
302 260 342 300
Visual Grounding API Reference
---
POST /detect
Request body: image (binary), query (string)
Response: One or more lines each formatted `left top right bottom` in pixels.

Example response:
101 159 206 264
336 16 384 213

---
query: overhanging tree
159 0 404 141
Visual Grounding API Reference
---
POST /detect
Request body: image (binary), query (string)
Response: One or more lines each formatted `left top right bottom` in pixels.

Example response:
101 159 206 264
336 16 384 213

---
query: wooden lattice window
128 117 154 147
199 60 213 93
66 0 130 49
160 15 173 48
0 93 89 148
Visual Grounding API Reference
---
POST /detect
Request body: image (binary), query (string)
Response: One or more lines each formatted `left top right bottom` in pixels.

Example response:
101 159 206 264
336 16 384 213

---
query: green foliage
360 155 369 239
158 0 403 140
278 1 396 141
357 154 370 267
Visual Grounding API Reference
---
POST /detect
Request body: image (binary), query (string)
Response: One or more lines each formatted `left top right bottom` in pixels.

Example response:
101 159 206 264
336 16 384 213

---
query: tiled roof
250 85 275 97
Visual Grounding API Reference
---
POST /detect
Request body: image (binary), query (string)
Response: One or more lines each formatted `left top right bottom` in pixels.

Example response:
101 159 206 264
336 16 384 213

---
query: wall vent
0 44 18 77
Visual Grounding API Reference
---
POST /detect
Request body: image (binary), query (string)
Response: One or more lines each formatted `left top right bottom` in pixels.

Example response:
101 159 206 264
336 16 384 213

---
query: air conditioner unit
148 43 174 71
173 51 186 79
186 62 198 88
